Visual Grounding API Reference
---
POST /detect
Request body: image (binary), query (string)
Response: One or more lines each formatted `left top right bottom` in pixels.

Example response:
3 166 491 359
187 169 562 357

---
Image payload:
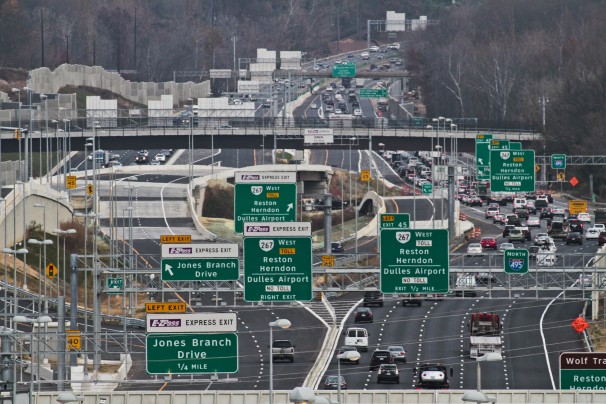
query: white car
466 243 483 256
353 108 362 117
498 243 515 254
325 104 334 112
586 228 601 240
310 103 318 109
360 52 369 60
577 212 591 223
592 224 606 231
154 153 166 162
150 159 161 166
334 108 343 114
534 233 550 246
369 46 380 52
526 217 541 228
387 42 401 50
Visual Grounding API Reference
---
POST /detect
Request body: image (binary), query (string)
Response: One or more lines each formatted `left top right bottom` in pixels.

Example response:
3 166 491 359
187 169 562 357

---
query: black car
354 307 373 323
468 197 483 207
566 232 583 245
402 294 422 307
540 208 554 220
363 291 384 307
599 232 606 246
323 375 347 390
331 242 344 253
377 364 400 384
515 208 529 219
369 349 393 370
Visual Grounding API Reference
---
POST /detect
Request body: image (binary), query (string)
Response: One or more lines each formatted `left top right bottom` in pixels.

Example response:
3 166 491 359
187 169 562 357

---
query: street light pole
336 350 360 404
11 88 22 181
269 319 291 404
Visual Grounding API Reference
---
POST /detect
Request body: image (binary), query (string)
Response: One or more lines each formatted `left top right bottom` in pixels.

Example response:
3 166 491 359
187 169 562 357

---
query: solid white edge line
539 289 562 390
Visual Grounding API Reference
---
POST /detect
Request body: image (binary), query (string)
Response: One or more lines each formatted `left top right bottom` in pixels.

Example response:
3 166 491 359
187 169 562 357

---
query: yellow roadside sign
360 169 371 182
534 164 540 173
86 184 94 195
557 172 565 181
46 263 58 279
160 235 192 244
145 302 187 313
67 330 81 351
66 175 77 189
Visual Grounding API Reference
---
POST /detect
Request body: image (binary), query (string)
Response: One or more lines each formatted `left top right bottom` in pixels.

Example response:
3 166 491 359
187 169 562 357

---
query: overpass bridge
0 123 541 153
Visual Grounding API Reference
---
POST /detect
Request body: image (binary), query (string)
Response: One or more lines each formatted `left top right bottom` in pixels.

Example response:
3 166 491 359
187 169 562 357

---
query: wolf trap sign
490 149 535 193
380 229 449 294
234 171 297 233
243 222 312 302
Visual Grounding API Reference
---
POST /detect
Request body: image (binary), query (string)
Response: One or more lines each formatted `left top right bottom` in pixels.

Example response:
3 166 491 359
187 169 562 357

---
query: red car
480 237 497 250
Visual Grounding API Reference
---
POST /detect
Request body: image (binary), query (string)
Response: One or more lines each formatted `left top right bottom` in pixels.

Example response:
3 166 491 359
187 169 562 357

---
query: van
513 198 527 210
537 252 556 267
344 327 369 351
455 273 477 297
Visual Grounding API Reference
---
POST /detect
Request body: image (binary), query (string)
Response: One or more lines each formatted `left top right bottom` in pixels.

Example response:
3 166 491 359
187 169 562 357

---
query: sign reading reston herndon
146 333 238 374
234 172 297 233
490 149 535 193
160 243 239 281
380 229 449 294
560 352 606 390
243 222 312 302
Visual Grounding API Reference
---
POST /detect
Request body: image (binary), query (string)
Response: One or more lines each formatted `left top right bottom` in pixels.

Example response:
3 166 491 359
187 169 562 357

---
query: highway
59 141 597 392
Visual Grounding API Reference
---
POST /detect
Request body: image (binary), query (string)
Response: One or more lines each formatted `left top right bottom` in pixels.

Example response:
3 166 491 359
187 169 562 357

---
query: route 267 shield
508 258 524 271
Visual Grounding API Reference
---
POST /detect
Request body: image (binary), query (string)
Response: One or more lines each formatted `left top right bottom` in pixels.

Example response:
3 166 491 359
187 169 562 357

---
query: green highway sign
490 139 510 150
560 352 606 390
552 154 567 169
422 183 432 195
243 222 312 302
332 63 356 78
106 277 123 294
359 88 388 98
380 229 449 294
234 172 297 233
510 142 522 150
380 213 410 229
490 149 535 193
475 142 491 180
161 259 239 281
475 134 493 142
146 333 238 374
161 243 239 281
504 249 528 274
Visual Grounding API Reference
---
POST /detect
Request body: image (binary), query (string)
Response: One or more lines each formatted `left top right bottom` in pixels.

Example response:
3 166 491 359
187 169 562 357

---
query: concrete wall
0 182 73 248
28 64 211 107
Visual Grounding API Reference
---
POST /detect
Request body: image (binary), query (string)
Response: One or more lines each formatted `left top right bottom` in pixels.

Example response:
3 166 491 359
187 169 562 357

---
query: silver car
387 346 407 363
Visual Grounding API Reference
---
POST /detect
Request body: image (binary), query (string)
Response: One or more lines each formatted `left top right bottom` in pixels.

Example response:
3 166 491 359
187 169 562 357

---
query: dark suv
540 208 554 220
369 349 393 370
363 291 384 307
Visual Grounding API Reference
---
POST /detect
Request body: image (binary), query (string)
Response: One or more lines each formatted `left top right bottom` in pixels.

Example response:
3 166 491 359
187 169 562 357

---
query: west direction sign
234 172 297 233
146 333 238 374
490 149 535 193
146 313 238 333
380 229 449 294
161 243 239 281
243 222 312 302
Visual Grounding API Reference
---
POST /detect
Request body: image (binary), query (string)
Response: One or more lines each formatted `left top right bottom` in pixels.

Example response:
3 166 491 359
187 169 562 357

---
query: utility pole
539 95 549 184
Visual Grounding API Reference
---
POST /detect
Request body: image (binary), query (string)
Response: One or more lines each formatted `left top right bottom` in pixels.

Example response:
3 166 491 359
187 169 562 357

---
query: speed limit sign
67 330 81 351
